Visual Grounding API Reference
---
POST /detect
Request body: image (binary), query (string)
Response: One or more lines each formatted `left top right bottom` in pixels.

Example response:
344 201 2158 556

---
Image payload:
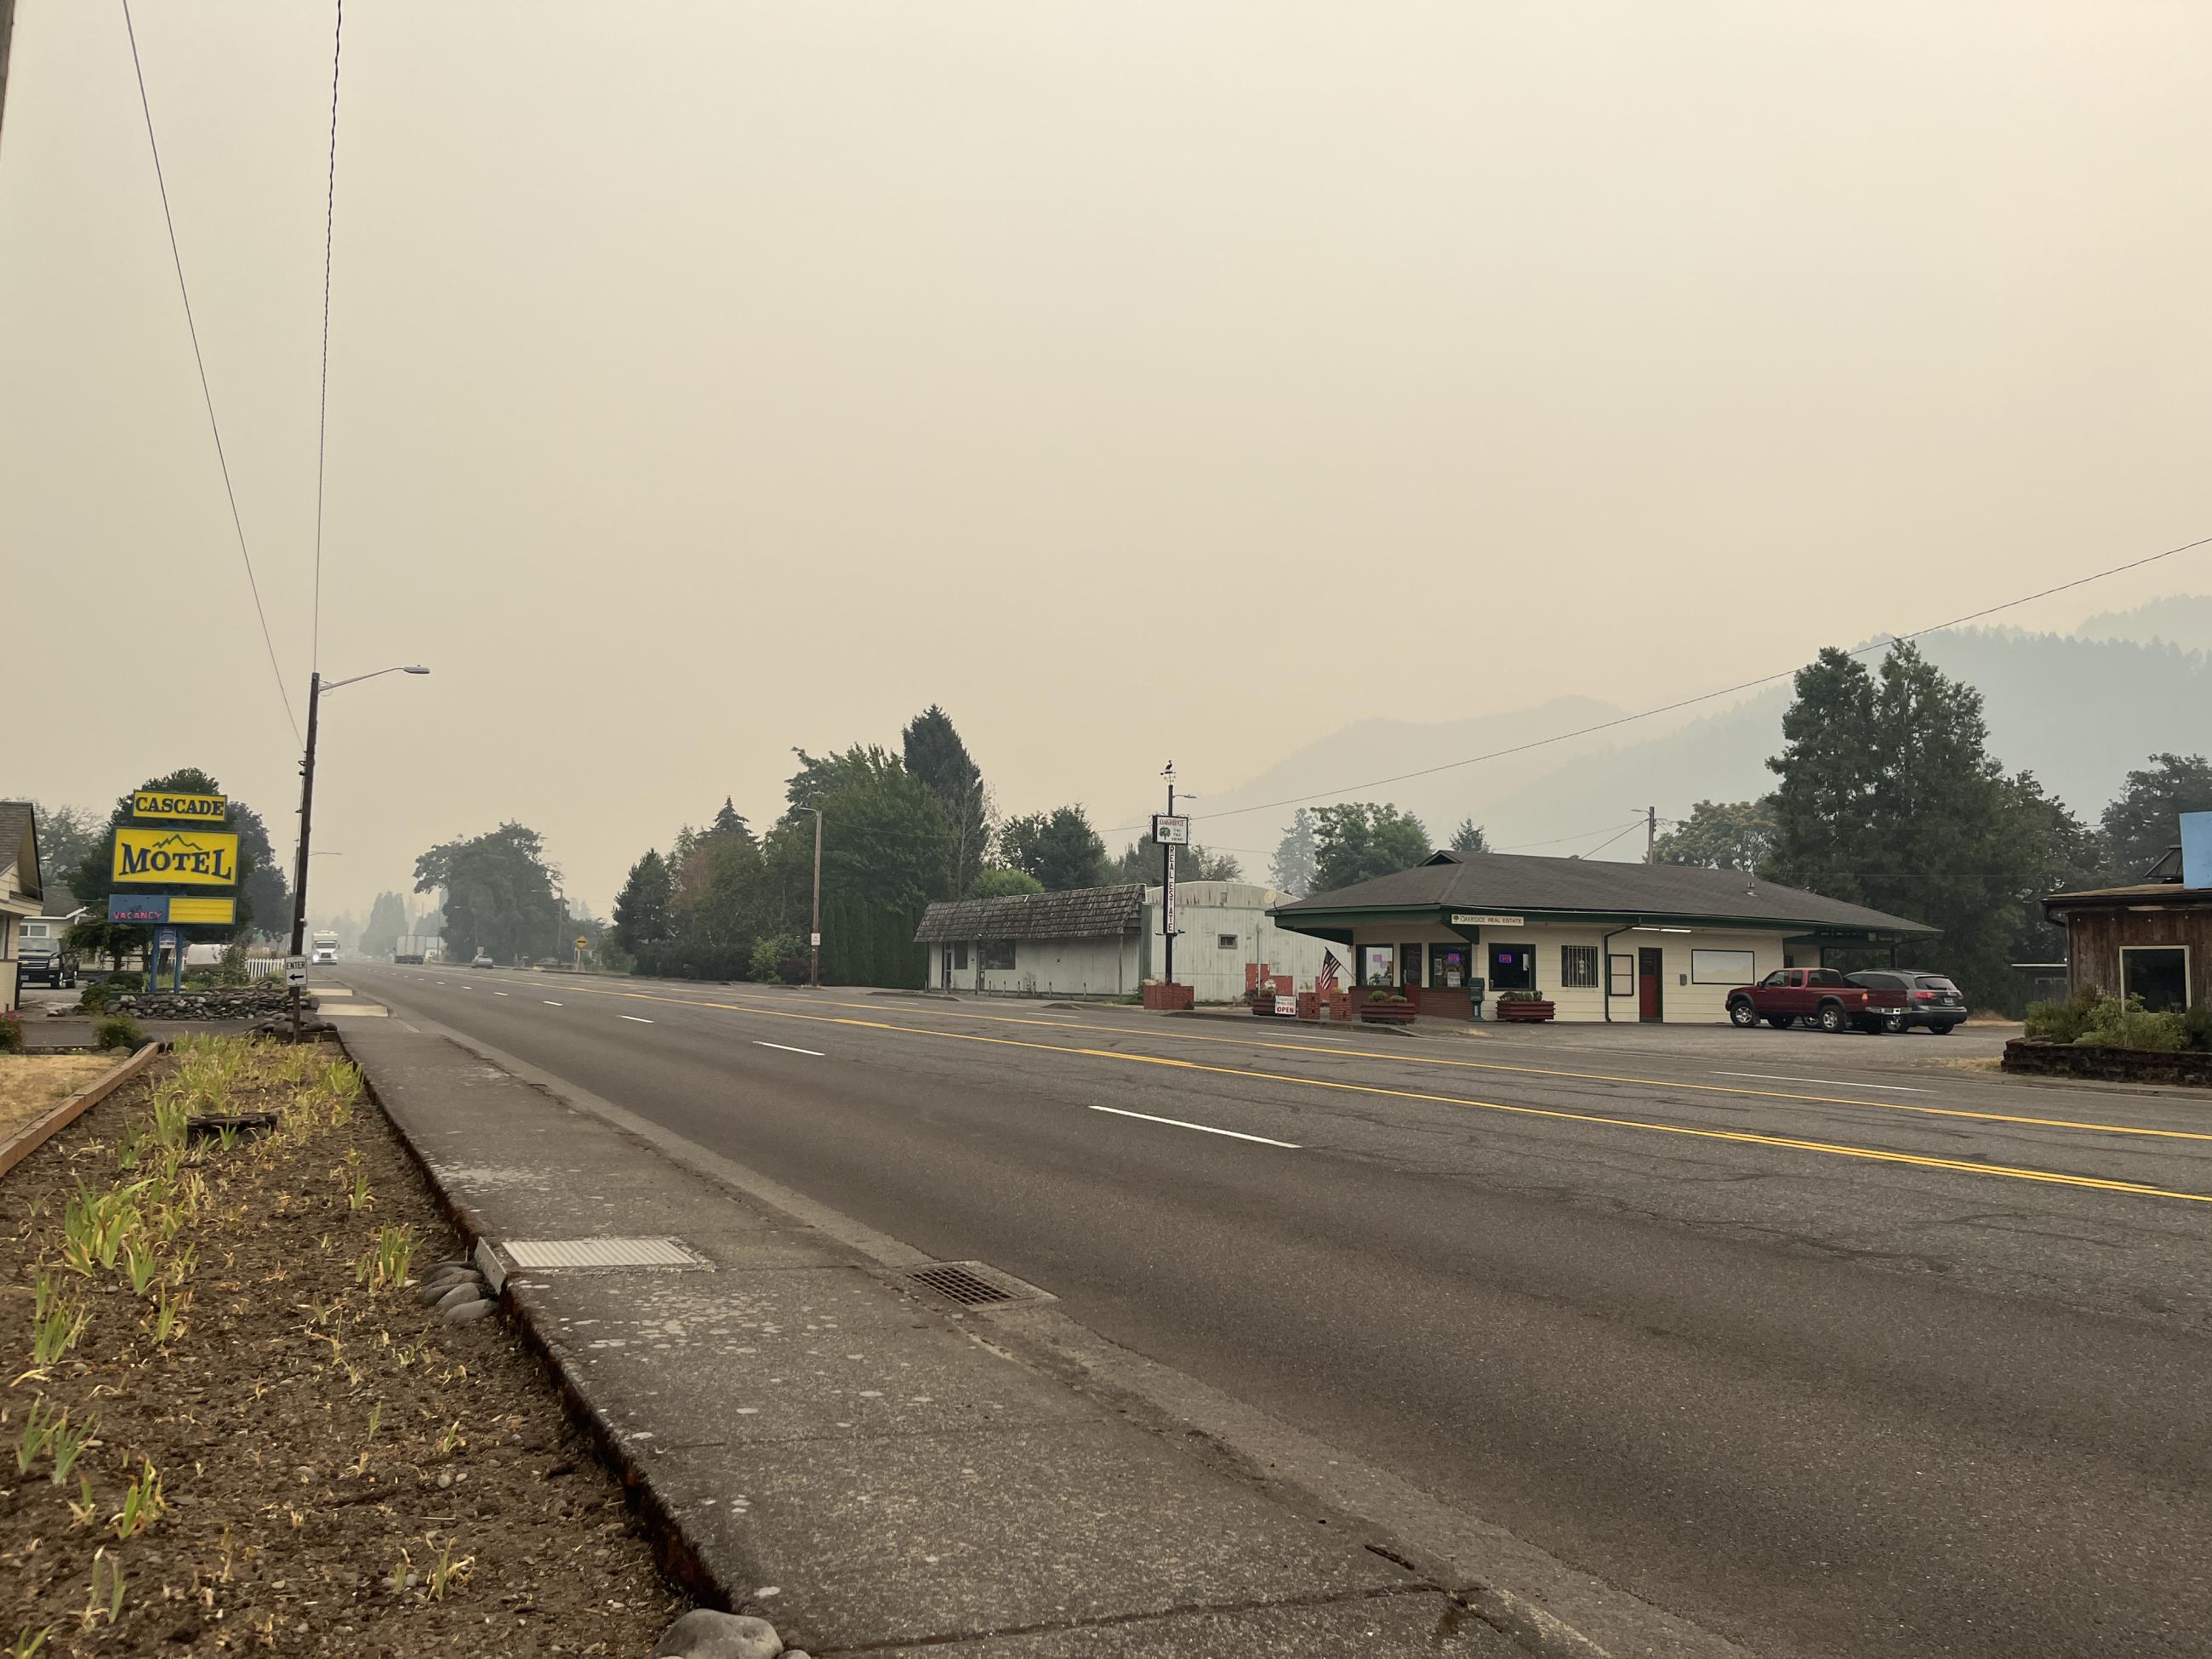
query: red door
1638 948 1663 1020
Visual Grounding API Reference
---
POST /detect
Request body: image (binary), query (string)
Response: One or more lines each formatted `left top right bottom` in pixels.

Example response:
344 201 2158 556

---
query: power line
1126 528 2212 834
311 0 343 676
119 0 301 744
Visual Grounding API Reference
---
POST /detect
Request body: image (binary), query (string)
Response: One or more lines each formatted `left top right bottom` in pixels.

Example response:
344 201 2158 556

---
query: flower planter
1359 998 1418 1025
1493 1000 1556 1023
1296 991 1321 1022
1142 982 1194 1012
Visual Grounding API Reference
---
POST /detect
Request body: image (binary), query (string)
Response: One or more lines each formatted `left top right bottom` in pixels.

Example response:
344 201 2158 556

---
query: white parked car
470 950 494 968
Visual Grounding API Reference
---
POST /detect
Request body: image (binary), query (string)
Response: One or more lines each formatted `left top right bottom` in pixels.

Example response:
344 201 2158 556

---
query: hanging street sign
112 828 240 887
1151 814 1191 846
130 790 229 823
107 893 237 926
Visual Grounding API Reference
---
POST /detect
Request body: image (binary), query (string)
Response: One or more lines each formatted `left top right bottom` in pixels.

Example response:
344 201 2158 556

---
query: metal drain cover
901 1260 1056 1309
501 1237 709 1271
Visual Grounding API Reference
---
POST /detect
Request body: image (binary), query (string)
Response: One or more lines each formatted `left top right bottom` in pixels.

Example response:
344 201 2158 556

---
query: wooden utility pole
288 673 324 1041
1645 806 1658 864
808 807 824 988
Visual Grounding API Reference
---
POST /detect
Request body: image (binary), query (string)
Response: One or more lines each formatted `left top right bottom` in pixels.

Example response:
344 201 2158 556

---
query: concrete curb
0 1041 163 1181
334 1032 749 1619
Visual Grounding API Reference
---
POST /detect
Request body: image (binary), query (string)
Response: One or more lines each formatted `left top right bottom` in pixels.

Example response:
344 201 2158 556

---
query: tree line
601 706 1247 987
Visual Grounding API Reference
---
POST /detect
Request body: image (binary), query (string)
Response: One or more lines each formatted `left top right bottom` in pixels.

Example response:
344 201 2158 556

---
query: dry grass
0 1054 115 1142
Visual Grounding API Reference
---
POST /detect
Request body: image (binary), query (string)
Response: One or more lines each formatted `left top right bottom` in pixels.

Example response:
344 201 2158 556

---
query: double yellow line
387 969 2212 1206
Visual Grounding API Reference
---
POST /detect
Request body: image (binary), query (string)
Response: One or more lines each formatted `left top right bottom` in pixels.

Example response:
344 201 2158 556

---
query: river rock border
2003 1038 2212 1089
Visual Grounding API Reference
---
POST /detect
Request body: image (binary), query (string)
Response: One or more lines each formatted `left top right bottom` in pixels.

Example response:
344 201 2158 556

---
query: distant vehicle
393 933 442 966
311 930 339 966
184 943 226 967
1847 970 1967 1035
20 949 79 989
1726 968 1884 1034
470 950 494 968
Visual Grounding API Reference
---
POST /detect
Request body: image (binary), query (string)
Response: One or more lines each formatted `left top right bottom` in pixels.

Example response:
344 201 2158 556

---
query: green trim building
1269 850 1932 1023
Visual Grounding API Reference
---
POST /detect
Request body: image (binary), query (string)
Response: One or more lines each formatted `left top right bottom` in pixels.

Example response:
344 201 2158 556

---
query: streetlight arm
322 664 430 693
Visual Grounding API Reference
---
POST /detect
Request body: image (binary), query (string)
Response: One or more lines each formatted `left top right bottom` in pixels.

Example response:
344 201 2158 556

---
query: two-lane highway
343 965 2212 1659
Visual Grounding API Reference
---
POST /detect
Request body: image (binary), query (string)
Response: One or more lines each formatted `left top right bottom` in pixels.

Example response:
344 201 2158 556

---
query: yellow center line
543 976 2212 1148
385 971 2212 1206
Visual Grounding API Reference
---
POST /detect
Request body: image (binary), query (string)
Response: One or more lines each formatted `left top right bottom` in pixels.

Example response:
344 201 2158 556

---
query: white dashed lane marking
755 1041 824 1057
1086 1103 1301 1149
619 1014 654 1023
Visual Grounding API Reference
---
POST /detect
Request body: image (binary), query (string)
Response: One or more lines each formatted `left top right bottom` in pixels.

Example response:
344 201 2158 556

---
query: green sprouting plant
150 1087 191 1153
115 1124 143 1171
386 1549 412 1596
83 1548 124 1628
356 1226 417 1291
14 1397 60 1474
67 1474 99 1530
151 1286 185 1346
7 1624 54 1658
48 1412 95 1485
111 1457 165 1539
348 1170 374 1212
426 1540 473 1601
31 1297 88 1366
435 1418 464 1457
123 1237 158 1297
31 1268 60 1325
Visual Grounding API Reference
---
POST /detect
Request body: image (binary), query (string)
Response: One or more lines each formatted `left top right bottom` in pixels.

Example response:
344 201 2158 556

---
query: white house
915 880 1339 1001
0 801 44 1012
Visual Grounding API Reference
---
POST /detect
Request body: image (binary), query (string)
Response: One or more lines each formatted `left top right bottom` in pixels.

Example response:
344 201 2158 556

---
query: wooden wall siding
2065 906 2212 1007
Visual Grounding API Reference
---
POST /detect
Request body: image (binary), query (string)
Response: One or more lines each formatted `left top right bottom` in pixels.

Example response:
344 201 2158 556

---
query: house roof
0 801 41 908
915 884 1146 944
2043 881 2212 915
37 880 82 920
1273 850 1934 935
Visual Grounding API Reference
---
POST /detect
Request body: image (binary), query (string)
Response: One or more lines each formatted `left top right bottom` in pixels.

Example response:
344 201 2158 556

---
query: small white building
1270 849 1934 1023
915 880 1339 1001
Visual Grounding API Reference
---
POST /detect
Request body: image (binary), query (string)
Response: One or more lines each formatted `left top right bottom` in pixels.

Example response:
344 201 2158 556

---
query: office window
949 942 968 971
981 940 1017 971
1608 955 1635 996
1691 949 1757 985
1559 945 1599 989
1217 933 1240 949
2121 946 2189 1012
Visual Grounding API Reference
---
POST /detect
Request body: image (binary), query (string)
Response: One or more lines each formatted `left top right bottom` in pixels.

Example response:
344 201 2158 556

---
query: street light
795 797 824 989
288 664 429 1033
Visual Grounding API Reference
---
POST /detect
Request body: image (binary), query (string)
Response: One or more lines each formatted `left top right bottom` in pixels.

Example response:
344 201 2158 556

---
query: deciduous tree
413 823 562 964
1311 803 1432 893
1000 806 1110 892
1654 799 1779 873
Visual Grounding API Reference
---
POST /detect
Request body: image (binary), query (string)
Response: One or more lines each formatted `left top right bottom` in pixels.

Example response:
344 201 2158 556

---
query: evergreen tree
901 705 990 896
2101 753 2212 880
709 798 755 847
1270 808 1318 897
360 892 409 957
1311 803 1432 892
1449 818 1491 855
1000 806 1110 892
612 850 675 957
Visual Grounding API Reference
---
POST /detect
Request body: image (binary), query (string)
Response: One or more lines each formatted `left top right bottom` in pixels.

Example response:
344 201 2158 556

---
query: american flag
1316 950 1341 993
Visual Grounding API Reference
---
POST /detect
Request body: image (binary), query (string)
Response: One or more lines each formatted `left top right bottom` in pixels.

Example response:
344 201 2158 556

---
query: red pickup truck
1725 968 1895 1034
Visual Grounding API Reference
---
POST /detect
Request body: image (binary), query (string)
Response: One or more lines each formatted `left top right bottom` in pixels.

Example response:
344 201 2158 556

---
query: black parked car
20 949 80 990
1845 970 1967 1034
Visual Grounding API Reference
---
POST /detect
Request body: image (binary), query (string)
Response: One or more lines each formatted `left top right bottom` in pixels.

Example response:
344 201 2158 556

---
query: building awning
1270 851 1934 944
916 884 1146 944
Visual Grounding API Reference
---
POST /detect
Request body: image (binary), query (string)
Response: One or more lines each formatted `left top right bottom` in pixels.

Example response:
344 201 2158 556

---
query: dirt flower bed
1 1036 688 1656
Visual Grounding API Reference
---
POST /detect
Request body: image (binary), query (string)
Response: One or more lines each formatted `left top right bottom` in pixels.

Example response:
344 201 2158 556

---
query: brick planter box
2003 1038 2212 1088
1493 1000 1557 1023
1143 982 1194 1012
1358 998 1417 1025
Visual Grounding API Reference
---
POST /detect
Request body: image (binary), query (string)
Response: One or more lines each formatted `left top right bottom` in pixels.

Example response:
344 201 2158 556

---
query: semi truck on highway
311 930 339 966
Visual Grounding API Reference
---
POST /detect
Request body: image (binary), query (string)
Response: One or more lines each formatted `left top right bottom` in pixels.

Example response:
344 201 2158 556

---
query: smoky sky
4 1 2208 918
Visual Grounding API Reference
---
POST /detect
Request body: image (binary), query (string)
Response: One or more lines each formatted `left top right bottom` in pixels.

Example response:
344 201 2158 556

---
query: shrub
2182 1004 2212 1055
750 934 804 983
2023 999 2084 1043
0 1011 23 1054
217 942 252 986
2075 995 2186 1053
80 982 117 1015
94 1015 147 1053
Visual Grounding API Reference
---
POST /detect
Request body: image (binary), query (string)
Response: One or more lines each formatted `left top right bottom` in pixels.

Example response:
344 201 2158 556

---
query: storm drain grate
501 1237 710 1271
901 1260 1057 1309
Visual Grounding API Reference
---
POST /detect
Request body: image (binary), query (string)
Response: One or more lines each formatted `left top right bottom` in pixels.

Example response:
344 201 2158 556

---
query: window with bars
1560 944 1599 989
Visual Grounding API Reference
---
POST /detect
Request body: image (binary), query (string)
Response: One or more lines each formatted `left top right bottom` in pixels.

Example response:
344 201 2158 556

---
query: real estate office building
1268 850 1933 1023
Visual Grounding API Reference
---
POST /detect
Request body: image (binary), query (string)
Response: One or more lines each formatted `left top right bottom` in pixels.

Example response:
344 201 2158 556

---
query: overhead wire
1109 528 2212 835
311 0 343 676
118 0 301 744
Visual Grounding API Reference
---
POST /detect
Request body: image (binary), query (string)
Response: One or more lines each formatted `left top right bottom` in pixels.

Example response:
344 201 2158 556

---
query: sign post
574 934 587 971
1155 769 1189 989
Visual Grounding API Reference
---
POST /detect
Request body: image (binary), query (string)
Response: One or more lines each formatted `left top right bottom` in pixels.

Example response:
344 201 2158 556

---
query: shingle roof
1274 851 1933 935
915 884 1146 944
0 801 40 903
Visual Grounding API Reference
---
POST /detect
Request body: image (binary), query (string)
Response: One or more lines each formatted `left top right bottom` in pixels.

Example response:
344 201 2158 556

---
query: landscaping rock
652 1610 784 1659
114 986 302 1022
442 1297 495 1323
418 1273 478 1304
436 1281 487 1311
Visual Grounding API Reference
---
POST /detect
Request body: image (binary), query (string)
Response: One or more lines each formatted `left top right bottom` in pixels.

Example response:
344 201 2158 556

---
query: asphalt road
340 966 2212 1659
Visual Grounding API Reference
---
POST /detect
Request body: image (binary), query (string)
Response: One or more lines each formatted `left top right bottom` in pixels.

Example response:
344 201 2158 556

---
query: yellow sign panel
169 896 237 926
131 790 228 823
112 828 241 887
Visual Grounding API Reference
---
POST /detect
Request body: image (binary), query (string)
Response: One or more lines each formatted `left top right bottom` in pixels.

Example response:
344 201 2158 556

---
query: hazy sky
5 2 2209 919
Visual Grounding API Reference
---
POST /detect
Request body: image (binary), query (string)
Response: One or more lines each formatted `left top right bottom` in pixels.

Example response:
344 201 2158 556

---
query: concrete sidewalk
342 1018 1516 1657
